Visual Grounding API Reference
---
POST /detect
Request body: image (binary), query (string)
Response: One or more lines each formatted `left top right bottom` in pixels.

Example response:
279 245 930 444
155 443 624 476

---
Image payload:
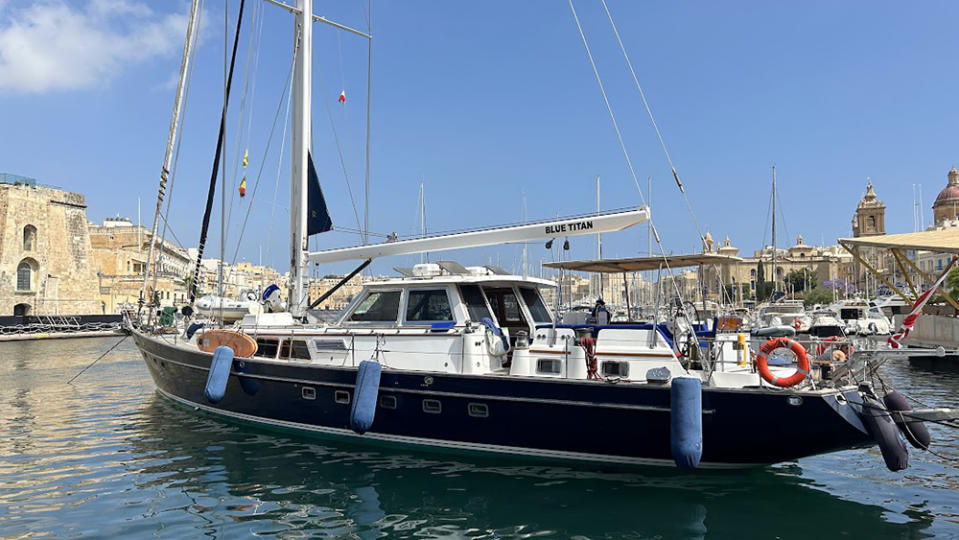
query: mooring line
66 335 129 385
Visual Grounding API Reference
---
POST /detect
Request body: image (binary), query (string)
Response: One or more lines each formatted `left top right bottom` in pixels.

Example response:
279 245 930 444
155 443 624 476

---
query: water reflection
114 396 936 539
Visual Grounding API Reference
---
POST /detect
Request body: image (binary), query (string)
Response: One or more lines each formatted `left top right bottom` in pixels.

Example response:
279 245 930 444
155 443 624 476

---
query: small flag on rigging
238 177 247 198
242 149 249 168
338 90 346 103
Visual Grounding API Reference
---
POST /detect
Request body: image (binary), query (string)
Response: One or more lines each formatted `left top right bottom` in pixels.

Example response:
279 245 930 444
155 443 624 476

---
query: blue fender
349 361 382 434
670 376 703 469
204 346 233 404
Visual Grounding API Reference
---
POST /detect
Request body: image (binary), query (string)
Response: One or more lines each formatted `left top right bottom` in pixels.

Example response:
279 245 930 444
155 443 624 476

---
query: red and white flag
888 257 957 349
338 90 346 103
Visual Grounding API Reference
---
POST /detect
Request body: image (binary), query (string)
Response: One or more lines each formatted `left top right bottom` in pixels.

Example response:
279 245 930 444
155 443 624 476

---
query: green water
1 337 957 538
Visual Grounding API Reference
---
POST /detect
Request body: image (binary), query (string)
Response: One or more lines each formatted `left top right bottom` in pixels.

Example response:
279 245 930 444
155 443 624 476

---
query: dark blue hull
133 332 874 468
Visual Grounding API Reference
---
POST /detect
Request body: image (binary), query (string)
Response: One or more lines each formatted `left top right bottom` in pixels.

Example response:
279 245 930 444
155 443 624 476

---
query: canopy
543 253 743 273
838 228 959 255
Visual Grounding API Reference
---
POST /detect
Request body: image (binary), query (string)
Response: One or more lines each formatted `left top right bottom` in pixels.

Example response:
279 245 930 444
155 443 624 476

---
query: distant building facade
89 217 192 313
699 234 854 302
0 174 100 315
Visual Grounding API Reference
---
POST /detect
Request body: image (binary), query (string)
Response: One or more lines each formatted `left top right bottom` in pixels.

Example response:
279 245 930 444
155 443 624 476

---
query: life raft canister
756 337 810 388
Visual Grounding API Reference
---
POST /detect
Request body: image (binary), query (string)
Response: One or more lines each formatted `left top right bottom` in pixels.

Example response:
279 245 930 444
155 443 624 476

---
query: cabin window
520 288 552 323
602 361 629 378
379 395 397 409
280 339 312 360
255 338 280 359
459 284 492 321
422 399 442 414
468 403 489 418
349 291 401 322
405 289 453 323
536 358 562 375
485 288 524 325
22 225 36 251
334 390 351 404
301 387 316 400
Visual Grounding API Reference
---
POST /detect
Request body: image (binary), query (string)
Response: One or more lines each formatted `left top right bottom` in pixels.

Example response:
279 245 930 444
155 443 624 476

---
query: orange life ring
756 337 810 388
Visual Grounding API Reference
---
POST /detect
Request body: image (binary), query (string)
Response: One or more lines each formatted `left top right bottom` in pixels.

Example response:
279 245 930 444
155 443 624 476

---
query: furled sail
307 151 333 235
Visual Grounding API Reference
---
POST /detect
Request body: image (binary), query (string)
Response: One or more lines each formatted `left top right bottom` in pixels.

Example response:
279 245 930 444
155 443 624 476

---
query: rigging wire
315 62 364 232
225 0 263 234
599 0 706 248
567 0 646 208
568 0 700 365
230 47 298 266
265 34 298 272
189 0 246 305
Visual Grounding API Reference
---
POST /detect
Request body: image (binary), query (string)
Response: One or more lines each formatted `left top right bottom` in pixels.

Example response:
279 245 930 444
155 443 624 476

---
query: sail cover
307 151 333 235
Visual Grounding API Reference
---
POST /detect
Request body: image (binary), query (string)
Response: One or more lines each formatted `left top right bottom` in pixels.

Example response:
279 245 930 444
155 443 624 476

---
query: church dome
934 167 959 205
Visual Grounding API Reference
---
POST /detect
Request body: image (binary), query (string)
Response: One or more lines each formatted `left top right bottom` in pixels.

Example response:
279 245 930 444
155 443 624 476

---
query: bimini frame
838 228 959 309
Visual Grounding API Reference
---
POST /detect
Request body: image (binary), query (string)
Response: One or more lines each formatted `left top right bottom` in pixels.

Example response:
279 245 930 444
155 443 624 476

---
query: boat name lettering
545 220 593 235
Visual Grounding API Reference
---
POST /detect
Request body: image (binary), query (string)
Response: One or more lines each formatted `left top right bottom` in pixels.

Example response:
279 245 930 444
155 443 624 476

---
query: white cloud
0 1 189 93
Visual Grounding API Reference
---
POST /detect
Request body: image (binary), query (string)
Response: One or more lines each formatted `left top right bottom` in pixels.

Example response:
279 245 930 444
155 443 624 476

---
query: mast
771 165 777 296
596 175 602 299
140 0 200 316
290 0 312 317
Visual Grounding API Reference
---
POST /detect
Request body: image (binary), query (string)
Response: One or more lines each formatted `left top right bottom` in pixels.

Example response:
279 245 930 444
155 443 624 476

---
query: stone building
0 174 100 315
308 273 364 311
849 180 890 290
89 217 192 313
699 234 854 302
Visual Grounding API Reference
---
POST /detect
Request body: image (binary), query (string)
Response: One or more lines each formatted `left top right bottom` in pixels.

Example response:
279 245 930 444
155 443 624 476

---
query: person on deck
591 298 610 325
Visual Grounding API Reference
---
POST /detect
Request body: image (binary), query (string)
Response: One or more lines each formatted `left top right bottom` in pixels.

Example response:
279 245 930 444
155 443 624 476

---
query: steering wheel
672 301 702 359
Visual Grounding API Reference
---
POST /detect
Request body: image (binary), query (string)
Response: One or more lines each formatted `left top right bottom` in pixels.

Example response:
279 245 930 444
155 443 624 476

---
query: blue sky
2 0 959 277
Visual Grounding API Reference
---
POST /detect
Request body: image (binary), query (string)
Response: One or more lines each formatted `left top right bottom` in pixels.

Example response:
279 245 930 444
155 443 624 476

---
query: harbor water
1 337 957 538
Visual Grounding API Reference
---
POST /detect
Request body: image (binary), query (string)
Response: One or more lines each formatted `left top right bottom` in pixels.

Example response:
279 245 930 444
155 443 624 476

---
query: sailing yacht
131 0 947 471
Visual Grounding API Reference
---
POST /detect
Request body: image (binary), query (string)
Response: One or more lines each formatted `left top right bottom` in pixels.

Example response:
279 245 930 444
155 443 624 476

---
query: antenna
522 190 528 278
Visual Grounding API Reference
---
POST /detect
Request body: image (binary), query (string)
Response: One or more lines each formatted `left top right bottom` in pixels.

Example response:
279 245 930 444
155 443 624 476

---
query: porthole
379 395 397 409
301 387 316 400
422 399 442 414
468 403 489 418
334 390 351 404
